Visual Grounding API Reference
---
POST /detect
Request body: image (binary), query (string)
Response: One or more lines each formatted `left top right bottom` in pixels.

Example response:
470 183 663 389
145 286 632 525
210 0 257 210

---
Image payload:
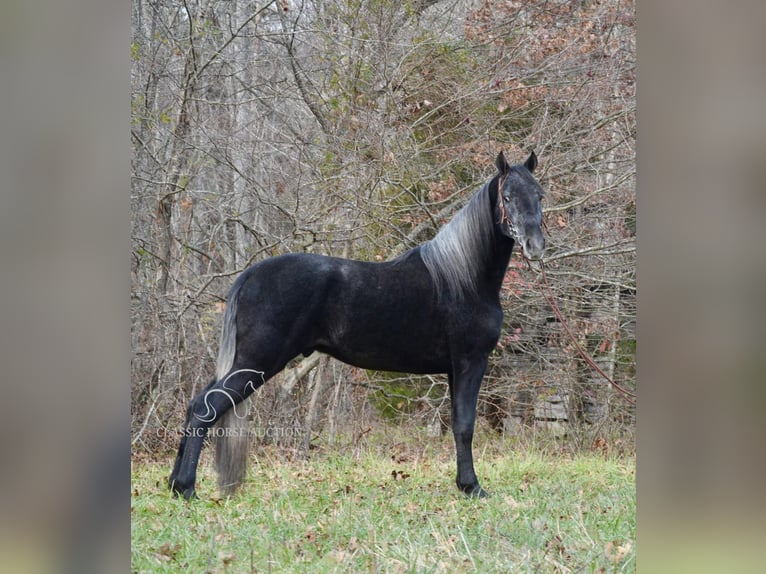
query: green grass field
132 434 635 573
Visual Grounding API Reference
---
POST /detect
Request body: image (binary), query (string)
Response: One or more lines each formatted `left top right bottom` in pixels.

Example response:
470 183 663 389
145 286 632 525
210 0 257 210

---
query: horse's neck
483 236 515 298
482 179 515 295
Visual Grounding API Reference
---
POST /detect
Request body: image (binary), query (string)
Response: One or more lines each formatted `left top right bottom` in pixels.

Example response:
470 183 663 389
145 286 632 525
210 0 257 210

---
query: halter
496 172 511 228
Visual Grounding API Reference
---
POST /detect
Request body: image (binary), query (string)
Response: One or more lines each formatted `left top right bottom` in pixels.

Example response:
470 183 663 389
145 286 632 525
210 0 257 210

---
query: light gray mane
420 182 496 300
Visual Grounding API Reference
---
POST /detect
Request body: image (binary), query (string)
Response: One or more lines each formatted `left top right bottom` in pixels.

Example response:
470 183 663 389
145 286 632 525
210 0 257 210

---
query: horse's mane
419 180 497 300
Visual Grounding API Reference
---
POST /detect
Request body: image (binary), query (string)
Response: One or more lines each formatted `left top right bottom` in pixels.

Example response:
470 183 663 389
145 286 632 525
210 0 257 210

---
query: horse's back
233 250 451 373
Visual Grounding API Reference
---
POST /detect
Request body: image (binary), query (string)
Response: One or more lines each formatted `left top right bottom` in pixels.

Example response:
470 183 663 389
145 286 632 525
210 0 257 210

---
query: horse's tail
214 274 250 496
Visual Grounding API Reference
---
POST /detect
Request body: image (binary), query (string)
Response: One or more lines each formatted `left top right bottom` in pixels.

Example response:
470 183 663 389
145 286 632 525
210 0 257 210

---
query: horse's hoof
457 481 489 498
171 487 198 500
466 485 489 498
169 478 197 500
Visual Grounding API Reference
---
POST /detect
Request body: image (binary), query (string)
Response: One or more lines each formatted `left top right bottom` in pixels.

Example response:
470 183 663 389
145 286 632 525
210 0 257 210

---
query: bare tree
131 0 635 455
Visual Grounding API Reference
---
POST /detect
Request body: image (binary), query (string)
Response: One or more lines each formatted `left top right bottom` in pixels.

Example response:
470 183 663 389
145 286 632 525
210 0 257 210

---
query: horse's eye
503 195 510 202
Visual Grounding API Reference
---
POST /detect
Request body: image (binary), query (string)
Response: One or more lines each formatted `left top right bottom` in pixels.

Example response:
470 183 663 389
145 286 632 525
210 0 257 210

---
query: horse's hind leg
168 378 215 493
168 369 264 499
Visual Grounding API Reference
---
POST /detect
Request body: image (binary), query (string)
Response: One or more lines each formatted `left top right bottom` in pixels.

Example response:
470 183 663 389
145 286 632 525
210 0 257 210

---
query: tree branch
276 6 330 134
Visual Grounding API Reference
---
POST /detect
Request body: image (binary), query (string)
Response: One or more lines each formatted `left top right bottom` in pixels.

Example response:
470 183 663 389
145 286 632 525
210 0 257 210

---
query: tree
131 0 635 454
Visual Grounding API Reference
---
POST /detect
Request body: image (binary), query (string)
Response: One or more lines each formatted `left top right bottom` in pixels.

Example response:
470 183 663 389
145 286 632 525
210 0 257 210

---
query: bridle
497 171 548 237
496 173 511 228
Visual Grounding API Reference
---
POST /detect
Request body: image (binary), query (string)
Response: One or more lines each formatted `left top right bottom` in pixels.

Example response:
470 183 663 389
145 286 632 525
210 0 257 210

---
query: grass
132 433 635 573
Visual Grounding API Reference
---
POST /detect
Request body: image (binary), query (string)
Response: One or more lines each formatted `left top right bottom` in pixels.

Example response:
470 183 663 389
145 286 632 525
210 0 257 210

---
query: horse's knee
452 420 475 441
184 394 210 425
183 379 218 418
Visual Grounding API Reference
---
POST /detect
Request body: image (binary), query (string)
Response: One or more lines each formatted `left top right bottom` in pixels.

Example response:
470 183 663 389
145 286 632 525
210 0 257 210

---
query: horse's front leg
449 356 489 498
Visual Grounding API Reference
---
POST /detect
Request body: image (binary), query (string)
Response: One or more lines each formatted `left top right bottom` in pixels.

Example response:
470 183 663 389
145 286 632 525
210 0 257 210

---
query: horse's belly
323 344 449 375
316 317 450 374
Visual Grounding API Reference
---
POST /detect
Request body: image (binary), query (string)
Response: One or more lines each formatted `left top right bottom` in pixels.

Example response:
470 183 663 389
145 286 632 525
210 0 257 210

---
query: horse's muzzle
522 233 546 261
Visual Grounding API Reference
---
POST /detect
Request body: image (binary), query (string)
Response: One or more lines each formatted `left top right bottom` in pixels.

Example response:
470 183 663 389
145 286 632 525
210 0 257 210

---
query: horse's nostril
524 235 545 260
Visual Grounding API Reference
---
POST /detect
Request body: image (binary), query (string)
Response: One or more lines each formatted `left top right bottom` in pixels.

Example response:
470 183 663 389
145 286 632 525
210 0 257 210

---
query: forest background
130 0 636 458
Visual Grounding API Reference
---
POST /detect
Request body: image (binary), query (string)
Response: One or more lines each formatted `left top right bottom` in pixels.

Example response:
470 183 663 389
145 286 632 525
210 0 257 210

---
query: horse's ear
495 151 510 174
524 150 538 173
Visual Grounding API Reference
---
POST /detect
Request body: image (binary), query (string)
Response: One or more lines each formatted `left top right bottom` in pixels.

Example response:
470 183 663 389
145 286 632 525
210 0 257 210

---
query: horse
169 151 545 499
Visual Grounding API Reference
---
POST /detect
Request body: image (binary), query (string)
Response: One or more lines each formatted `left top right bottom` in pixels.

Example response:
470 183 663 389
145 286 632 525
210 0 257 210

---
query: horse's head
494 151 546 261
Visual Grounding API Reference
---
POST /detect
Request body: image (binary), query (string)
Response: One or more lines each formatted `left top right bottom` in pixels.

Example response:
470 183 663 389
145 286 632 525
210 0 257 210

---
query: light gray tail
214 276 250 496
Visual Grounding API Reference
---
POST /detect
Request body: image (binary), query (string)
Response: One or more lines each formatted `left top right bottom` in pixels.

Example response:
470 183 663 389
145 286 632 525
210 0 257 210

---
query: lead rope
524 257 637 405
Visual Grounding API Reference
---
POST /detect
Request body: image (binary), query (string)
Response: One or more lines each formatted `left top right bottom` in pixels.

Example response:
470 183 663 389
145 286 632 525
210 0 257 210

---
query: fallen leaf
605 540 632 562
156 541 180 559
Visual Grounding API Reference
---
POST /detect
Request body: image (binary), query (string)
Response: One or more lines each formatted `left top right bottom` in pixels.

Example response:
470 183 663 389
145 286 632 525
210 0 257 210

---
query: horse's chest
449 304 503 351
